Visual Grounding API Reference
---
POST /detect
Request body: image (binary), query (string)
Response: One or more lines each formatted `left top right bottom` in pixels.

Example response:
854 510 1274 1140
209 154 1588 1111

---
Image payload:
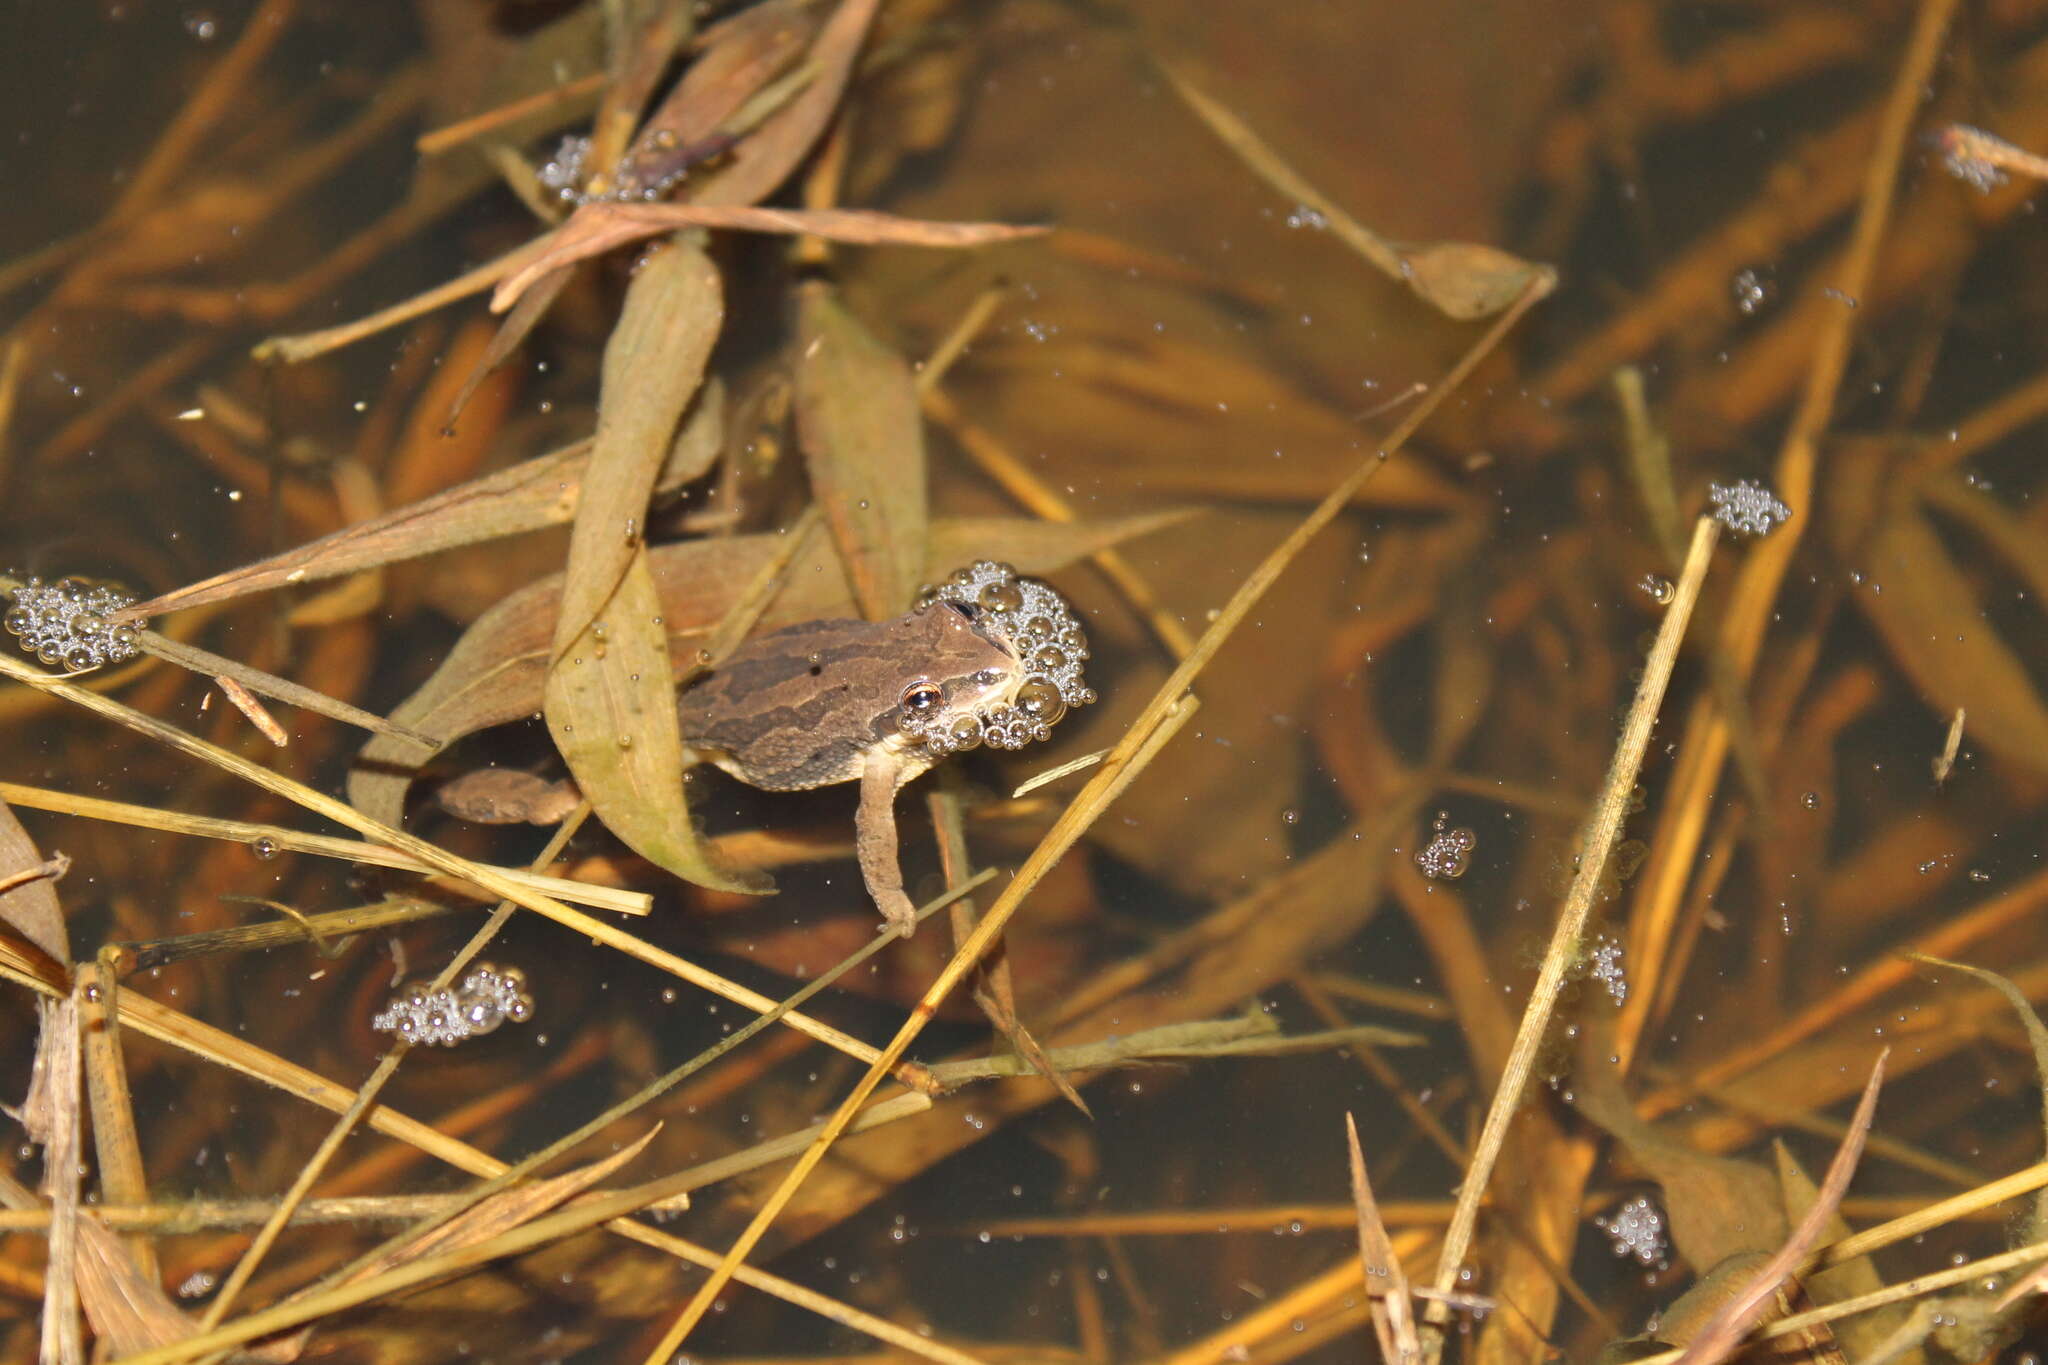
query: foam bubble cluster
4 577 142 671
909 561 1095 755
1589 935 1628 1004
1709 479 1791 538
372 963 533 1048
1595 1196 1668 1267
1414 812 1475 881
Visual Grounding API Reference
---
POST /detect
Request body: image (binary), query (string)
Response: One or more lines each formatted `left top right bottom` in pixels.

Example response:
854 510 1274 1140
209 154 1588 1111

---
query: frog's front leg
856 748 920 936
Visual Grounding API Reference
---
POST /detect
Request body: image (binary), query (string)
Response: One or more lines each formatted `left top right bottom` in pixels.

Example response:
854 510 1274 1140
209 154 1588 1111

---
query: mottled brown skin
678 602 1021 933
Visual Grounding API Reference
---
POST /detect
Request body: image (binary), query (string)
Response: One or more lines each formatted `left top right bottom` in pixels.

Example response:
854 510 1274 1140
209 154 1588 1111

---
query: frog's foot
875 888 919 938
857 750 919 937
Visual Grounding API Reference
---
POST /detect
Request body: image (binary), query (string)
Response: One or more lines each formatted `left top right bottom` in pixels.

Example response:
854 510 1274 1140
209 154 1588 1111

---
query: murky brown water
4 2 2048 1362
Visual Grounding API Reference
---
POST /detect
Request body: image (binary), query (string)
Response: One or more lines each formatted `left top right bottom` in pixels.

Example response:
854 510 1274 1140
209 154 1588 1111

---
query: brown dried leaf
795 283 927 618
347 510 1189 823
618 0 820 194
1829 460 2048 776
74 1213 305 1361
687 0 879 209
0 798 68 965
1346 1113 1419 1365
1671 1054 1883 1365
492 202 1046 313
1395 239 1548 321
1574 1038 1789 1272
549 551 764 893
553 239 723 651
125 388 721 625
546 238 751 893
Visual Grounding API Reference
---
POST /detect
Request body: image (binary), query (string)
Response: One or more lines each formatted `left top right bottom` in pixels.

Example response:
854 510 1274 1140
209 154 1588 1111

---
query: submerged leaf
348 510 1189 824
795 283 928 618
0 798 67 965
1829 459 2048 776
124 386 723 625
548 550 764 893
546 238 747 892
1574 1037 1787 1272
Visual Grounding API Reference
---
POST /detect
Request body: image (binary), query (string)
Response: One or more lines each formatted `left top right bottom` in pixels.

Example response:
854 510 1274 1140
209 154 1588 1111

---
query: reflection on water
3 2 2047 1362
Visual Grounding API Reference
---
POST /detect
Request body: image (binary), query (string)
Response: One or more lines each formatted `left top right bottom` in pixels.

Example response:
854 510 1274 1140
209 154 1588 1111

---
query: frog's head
898 561 1094 757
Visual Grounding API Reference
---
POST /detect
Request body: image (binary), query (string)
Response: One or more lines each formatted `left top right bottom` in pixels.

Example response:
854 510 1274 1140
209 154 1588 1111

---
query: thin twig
1419 515 1721 1358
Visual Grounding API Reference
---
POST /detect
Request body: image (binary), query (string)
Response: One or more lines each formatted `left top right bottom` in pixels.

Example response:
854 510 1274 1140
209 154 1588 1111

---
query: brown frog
677 561 1092 935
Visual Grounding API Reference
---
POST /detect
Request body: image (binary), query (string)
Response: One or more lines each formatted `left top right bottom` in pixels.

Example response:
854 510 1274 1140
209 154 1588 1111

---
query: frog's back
677 617 899 790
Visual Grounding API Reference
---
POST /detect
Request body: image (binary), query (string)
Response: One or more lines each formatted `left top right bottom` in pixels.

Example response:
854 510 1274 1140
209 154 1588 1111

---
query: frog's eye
899 681 944 716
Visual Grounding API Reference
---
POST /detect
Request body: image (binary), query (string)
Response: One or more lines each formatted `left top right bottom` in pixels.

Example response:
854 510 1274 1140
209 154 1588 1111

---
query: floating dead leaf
491 202 1047 313
546 238 754 893
1828 458 2048 776
549 550 764 894
1396 239 1549 321
437 769 582 826
0 796 69 965
348 510 1190 824
795 283 927 618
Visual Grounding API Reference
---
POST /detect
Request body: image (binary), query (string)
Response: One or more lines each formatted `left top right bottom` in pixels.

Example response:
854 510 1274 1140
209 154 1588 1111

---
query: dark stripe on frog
678 618 911 787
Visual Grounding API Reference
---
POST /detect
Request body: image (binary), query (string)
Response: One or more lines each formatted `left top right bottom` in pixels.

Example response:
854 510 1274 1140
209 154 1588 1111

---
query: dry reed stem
0 653 896 1070
1418 514 1720 1357
109 1093 973 1365
0 781 650 917
637 270 1555 1362
1617 0 1962 1068
1150 1235 1435 1365
77 961 157 1281
137 631 435 747
415 71 609 156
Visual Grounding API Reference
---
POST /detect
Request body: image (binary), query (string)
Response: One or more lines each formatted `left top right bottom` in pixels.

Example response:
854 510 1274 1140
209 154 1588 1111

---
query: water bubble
1638 574 1674 604
250 837 279 861
1730 267 1774 315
